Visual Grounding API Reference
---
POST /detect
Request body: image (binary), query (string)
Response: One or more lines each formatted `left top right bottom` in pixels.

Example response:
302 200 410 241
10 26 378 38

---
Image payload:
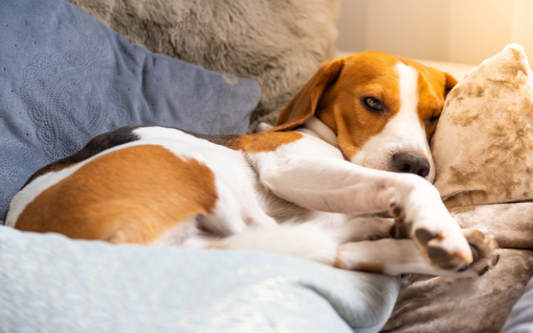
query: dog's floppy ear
268 59 344 132
444 72 457 96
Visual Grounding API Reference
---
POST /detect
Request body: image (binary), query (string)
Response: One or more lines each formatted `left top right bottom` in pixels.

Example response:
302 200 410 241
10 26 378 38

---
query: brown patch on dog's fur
193 131 303 153
333 252 344 269
354 262 385 274
238 132 303 153
413 62 456 141
16 145 218 245
314 53 402 159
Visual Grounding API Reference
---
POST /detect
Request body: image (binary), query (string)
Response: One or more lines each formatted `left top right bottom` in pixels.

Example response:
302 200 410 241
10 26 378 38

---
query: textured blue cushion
0 0 261 220
0 227 399 333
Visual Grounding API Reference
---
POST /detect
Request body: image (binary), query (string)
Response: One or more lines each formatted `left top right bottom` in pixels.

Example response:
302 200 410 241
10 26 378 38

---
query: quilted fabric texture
0 0 261 221
0 227 399 333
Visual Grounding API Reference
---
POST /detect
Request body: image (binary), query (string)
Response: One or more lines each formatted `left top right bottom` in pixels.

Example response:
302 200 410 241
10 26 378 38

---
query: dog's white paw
389 200 473 271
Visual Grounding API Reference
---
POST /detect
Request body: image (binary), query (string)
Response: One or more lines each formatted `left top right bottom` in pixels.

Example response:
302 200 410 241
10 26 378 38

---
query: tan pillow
383 44 533 333
432 43 533 208
432 43 533 251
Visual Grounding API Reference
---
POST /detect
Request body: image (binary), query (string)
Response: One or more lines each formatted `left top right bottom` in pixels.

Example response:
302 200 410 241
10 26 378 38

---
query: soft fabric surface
66 0 341 132
449 203 533 249
432 44 533 208
502 277 533 333
0 226 399 333
384 250 533 333
0 0 260 221
383 44 533 333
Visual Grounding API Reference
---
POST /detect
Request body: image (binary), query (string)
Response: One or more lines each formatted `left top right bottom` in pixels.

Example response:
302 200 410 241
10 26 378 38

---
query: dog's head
272 51 457 182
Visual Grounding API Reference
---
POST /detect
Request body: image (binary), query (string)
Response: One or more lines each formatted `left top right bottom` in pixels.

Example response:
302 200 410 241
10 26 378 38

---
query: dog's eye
426 115 440 126
364 97 383 111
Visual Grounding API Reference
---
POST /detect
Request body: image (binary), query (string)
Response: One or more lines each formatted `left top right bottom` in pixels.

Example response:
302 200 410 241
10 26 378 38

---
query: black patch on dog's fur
23 126 144 188
22 125 242 189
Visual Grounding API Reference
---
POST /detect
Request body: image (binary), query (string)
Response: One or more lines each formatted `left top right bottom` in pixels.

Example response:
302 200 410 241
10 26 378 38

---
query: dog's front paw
459 229 500 276
416 227 475 271
389 200 474 271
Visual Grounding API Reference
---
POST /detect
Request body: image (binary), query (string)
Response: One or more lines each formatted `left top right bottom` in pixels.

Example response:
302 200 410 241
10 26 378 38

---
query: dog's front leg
385 172 477 271
250 139 489 272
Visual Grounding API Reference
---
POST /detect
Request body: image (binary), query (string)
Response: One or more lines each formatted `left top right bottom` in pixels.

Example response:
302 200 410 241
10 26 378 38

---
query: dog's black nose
392 152 430 178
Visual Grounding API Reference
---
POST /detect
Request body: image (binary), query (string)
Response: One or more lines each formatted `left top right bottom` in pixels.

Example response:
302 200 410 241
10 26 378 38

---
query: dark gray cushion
0 0 261 220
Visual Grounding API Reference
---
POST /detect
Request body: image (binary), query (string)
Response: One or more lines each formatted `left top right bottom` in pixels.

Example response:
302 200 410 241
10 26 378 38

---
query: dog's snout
392 152 430 178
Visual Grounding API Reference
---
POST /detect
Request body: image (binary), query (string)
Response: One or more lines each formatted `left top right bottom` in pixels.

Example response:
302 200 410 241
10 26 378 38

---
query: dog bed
382 44 533 333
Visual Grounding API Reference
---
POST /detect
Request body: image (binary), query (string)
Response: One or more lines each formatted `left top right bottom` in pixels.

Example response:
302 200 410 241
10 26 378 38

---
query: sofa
3 0 533 332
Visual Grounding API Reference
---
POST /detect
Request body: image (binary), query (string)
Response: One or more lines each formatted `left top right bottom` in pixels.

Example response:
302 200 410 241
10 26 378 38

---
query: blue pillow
0 227 399 333
0 0 261 220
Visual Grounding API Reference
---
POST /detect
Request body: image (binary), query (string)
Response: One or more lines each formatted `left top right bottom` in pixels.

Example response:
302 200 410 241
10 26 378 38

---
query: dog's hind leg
208 223 338 265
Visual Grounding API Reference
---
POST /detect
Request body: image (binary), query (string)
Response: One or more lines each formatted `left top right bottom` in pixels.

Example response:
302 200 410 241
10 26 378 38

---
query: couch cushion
0 0 261 220
383 44 533 333
432 43 533 208
0 227 399 333
383 249 533 333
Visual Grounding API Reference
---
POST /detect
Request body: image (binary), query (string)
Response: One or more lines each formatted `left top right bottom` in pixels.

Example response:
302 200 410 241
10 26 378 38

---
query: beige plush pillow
432 43 533 208
67 0 341 132
383 44 533 333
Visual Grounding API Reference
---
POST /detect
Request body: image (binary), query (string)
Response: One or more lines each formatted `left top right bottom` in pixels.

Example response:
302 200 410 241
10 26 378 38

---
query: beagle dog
6 51 498 277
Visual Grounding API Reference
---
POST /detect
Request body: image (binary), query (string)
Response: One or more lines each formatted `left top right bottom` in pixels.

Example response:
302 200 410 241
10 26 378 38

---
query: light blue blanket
0 227 399 332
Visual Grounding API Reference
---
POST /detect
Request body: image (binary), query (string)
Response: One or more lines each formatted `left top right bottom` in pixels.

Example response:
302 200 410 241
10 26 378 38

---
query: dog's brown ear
444 72 457 96
268 59 344 132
